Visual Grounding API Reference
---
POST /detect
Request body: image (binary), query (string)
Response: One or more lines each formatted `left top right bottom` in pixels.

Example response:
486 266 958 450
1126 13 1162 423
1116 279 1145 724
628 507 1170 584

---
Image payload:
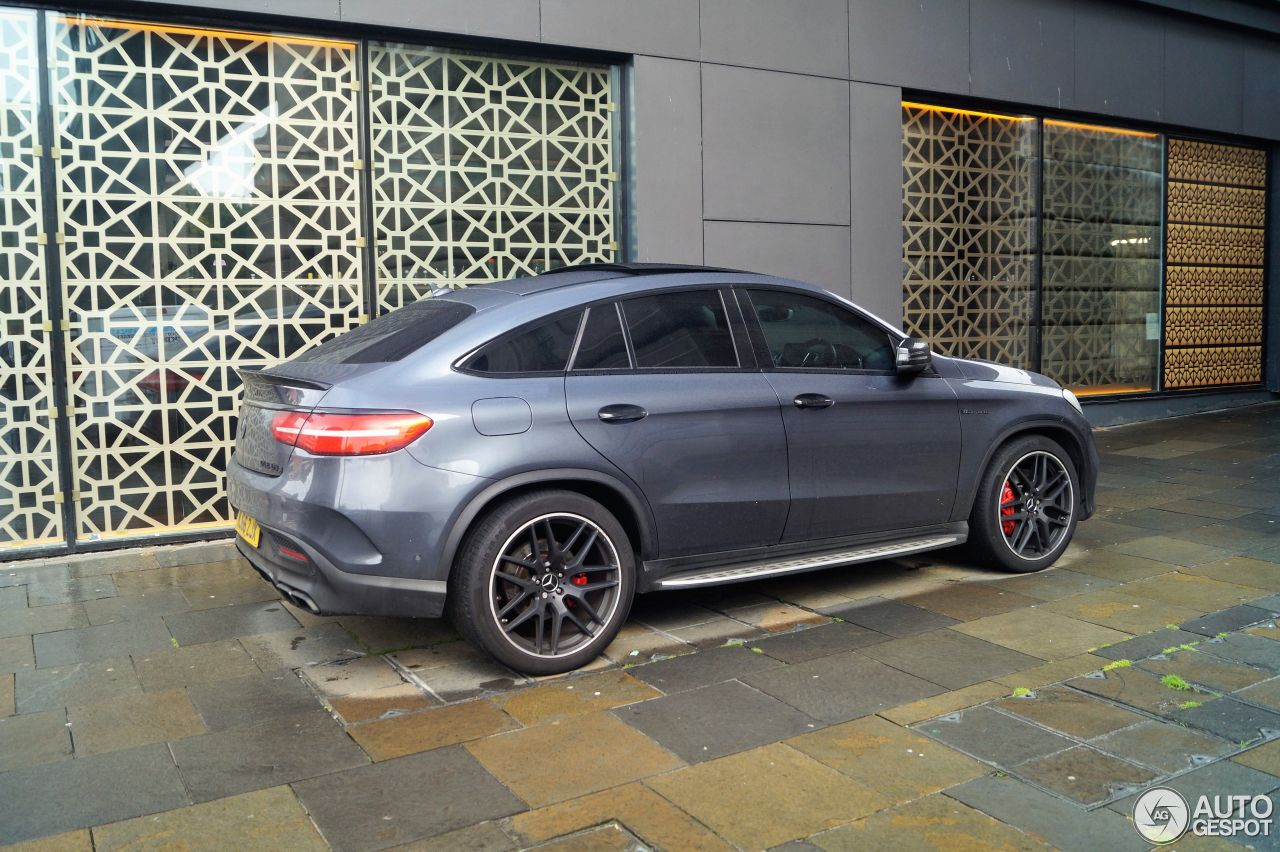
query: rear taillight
270 411 433 456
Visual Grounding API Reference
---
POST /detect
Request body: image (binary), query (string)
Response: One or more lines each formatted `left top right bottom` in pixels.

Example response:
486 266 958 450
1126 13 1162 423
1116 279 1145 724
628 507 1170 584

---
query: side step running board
655 534 965 589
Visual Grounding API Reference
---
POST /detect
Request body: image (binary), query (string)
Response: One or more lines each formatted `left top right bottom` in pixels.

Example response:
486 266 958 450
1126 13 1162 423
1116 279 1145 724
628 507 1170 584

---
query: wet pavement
2 402 1280 850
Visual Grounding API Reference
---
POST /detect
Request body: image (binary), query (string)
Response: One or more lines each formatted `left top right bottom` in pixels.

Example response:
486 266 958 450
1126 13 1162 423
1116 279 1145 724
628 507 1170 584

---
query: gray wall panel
152 0 340 19
701 65 850 226
849 0 970 95
339 0 540 42
1164 21 1244 133
540 0 700 59
1074 1 1165 122
849 82 906 327
631 57 705 264
1244 38 1280 139
970 0 1075 109
700 0 849 79
704 221 852 300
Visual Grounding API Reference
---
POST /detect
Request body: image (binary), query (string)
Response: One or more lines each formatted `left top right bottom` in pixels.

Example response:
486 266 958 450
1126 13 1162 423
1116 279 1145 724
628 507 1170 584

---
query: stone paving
2 402 1280 850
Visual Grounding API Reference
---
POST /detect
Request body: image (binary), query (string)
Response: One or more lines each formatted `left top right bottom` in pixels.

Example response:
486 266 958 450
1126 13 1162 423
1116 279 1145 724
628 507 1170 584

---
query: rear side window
571 304 630 370
622 290 738 369
290 299 474 364
466 311 583 374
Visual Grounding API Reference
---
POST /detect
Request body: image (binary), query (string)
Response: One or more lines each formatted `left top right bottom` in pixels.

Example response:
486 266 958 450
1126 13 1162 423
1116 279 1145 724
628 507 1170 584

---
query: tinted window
622 290 738 369
467 311 583 374
747 290 895 371
572 304 630 370
290 299 474 364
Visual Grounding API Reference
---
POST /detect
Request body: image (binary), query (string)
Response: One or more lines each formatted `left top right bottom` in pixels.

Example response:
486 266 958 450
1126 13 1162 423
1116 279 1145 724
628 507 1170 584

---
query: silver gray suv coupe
228 263 1098 674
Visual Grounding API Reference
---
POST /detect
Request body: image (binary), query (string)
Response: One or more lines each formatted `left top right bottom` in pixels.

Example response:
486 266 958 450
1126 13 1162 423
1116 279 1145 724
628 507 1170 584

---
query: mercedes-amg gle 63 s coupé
229 264 1098 674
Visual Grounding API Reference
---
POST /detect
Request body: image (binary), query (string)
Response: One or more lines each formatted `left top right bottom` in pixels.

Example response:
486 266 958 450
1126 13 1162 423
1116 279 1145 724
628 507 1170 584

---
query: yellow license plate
234 511 261 548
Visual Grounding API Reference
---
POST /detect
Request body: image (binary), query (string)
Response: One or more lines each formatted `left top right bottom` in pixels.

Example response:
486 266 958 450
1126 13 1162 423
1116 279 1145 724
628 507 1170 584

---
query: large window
902 102 1267 397
0 11 619 552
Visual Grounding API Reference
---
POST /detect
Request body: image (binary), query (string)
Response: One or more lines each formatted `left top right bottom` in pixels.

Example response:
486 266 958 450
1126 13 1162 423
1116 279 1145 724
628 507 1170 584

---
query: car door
565 289 790 558
740 287 961 542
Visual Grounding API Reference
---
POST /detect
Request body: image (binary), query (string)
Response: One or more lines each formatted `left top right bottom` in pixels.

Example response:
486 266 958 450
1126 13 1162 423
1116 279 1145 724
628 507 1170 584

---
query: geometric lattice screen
1163 138 1267 389
901 103 1038 368
369 44 616 312
0 9 63 550
1040 121 1163 394
49 18 364 541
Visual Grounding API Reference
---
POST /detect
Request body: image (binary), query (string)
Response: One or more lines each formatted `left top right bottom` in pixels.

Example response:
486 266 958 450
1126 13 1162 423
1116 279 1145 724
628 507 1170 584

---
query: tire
448 489 636 675
968 435 1081 573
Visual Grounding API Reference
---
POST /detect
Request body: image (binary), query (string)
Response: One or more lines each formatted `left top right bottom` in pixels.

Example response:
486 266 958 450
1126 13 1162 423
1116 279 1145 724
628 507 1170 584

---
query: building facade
1 0 1277 555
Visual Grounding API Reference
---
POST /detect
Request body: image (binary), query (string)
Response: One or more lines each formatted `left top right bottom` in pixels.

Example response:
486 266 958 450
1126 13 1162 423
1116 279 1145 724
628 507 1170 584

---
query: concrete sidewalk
2 403 1280 850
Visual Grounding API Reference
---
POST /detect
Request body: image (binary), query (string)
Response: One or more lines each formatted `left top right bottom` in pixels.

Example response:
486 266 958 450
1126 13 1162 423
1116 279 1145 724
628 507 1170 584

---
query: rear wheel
968 435 1079 573
449 490 635 674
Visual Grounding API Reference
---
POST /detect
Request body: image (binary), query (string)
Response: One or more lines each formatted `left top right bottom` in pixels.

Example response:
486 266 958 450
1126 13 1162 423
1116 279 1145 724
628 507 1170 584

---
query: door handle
597 404 648 424
793 393 834 410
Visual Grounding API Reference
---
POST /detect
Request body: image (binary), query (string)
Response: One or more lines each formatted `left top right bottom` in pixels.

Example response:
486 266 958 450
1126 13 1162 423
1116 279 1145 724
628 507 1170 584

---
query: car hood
935 354 1062 390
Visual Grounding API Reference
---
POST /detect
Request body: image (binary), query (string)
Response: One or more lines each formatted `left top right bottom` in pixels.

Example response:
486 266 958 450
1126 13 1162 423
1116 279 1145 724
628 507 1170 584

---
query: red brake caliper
1000 481 1017 535
566 573 588 608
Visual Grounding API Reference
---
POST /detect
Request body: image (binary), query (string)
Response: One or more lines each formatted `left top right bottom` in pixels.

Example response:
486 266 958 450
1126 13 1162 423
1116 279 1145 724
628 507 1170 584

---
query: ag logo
1134 787 1190 844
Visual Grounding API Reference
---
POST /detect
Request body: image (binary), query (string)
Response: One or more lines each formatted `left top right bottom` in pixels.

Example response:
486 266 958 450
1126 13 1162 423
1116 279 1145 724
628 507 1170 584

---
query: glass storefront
0 11 619 552
901 102 1267 397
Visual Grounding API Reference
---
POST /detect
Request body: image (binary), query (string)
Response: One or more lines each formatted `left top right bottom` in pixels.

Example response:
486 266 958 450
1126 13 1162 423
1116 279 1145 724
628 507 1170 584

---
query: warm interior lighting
1044 118 1158 138
1068 385 1154 397
901 101 1034 122
57 15 355 49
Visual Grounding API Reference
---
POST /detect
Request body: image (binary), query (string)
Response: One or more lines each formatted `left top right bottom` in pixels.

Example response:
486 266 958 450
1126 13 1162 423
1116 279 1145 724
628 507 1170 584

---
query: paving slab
25 576 118 608
992 653 1112 690
666 615 767 648
786 715 984 805
1091 628 1207 662
403 657 530 703
1233 738 1280 776
293 746 524 851
238 623 365 671
878 681 1012 726
1067 666 1217 717
628 644 780 694
1114 507 1209 532
337 615 455 654
170 710 369 802
820 597 960 637
388 641 487 674
810 793 1048 852
301 655 406 699
1236 676 1280 712
405 821 520 852
859 629 1042 690
1044 589 1203 635
0 604 88 640
132 639 261 692
1181 604 1280 637
164 601 300 646
602 623 693 663
1107 536 1237 567
1119 572 1261 612
946 774 1148 852
1107 759 1278 816
467 711 683 808
15 657 142 714
0 743 188 845
951 609 1130 660
81 589 192 626
1175 697 1280 746
902 583 1040 621
978 569 1119 602
1 673 13 716
32 616 174 668
495 670 660 726
1068 551 1178 582
1090 719 1236 773
614 679 818 763
747 622 887 663
742 651 944 724
1138 650 1272 693
187 670 320 731
91 786 326 852
0 708 72 772
720 602 828 632
911 705 1075 767
1198 633 1280 672
1013 745 1156 806
0 635 34 676
994 686 1145 739
66 687 205 756
0 586 27 610
330 684 437 724
349 698 517 761
646 743 889 850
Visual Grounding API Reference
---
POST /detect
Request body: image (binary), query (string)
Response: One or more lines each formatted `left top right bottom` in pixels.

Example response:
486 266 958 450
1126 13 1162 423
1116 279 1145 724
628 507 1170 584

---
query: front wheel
449 490 635 674
968 436 1080 573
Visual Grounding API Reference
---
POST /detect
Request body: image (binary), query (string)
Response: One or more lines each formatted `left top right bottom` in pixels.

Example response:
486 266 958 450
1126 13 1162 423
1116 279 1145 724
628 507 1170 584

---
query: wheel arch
959 419 1089 520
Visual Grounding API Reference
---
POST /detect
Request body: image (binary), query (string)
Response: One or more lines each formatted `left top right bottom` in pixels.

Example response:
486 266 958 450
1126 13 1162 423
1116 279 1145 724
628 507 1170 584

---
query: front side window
747 290 895 371
466 311 583 374
621 290 738 369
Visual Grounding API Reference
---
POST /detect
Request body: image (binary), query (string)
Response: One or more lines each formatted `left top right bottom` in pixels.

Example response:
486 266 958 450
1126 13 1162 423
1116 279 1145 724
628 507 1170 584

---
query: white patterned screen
0 9 64 549
369 44 616 311
49 17 364 540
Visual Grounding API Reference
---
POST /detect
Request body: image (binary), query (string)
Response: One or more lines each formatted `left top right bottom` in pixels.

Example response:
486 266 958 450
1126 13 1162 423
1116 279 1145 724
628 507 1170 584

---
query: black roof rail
536 262 744 277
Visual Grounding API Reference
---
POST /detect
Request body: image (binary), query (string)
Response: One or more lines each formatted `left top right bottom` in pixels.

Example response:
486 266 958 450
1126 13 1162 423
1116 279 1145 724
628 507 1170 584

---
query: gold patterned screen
49 17 364 540
0 9 64 549
902 103 1038 367
369 44 616 311
1163 139 1267 389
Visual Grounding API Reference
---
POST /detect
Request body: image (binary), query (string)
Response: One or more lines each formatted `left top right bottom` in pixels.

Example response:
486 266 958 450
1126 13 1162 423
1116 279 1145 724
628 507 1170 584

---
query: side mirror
896 337 932 375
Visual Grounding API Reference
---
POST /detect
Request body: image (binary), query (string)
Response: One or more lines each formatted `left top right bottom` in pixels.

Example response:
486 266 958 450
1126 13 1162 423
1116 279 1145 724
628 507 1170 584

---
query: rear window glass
290 299 475 364
571 304 630 370
466 311 584 374
622 290 738 369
